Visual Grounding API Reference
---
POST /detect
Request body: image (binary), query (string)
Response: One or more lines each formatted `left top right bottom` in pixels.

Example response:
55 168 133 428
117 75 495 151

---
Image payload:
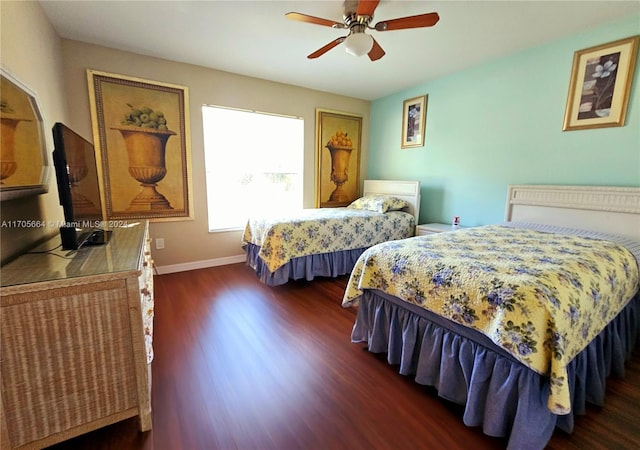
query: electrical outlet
155 238 165 250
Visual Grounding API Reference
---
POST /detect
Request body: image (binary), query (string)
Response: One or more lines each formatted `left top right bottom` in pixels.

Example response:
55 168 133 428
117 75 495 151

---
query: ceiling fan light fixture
344 32 373 56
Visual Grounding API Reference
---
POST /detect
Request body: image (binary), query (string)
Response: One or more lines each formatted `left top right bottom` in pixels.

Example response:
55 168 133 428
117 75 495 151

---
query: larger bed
243 180 420 286
342 185 640 449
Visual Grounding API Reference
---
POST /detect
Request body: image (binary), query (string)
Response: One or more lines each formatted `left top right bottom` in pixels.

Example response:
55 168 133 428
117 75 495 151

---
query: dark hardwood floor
49 263 640 450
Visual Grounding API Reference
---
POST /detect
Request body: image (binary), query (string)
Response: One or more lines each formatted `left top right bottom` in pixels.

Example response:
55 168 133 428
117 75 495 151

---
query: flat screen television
52 122 109 249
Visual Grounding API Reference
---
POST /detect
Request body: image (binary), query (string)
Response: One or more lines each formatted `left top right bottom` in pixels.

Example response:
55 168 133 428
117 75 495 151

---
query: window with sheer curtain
202 105 304 231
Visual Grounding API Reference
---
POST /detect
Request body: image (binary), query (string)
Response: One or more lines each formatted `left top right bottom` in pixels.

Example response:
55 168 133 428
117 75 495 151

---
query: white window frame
202 105 304 232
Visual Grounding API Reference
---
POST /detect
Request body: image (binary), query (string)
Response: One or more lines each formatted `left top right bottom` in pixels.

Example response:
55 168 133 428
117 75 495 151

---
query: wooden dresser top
1 222 147 288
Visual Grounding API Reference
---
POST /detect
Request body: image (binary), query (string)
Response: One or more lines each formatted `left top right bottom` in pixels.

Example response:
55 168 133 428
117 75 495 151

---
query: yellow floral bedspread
243 209 415 273
342 225 639 414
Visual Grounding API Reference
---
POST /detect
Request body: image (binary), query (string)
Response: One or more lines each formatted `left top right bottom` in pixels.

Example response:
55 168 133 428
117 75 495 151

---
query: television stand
59 226 112 249
83 228 113 246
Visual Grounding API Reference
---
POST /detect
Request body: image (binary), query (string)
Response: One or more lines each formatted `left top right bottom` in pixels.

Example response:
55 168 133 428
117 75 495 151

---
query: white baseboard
155 254 247 275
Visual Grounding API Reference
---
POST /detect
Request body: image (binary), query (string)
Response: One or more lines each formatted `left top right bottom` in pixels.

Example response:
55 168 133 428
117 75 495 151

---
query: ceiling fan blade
356 0 380 17
286 12 346 29
374 12 440 31
308 37 346 59
368 37 385 61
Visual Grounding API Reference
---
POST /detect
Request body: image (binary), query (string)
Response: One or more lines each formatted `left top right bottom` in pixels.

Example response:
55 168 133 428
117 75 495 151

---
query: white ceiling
39 0 640 101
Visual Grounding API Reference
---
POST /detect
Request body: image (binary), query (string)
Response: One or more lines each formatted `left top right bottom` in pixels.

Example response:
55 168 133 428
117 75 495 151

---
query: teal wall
368 15 640 227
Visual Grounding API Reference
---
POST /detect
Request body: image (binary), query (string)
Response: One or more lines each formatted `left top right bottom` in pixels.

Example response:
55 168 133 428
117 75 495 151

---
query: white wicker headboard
363 180 421 222
505 185 640 241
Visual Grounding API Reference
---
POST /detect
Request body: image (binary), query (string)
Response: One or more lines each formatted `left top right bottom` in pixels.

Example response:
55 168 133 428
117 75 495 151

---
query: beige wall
60 40 370 270
0 1 68 264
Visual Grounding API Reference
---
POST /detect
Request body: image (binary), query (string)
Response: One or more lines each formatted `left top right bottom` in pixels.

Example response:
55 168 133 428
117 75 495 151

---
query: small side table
416 223 465 236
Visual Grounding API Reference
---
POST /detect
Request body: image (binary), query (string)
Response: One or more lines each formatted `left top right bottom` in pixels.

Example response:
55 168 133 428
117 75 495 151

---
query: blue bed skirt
351 289 640 450
245 243 366 286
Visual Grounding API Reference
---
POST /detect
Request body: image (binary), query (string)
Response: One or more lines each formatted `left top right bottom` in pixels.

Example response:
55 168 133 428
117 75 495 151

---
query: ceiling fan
285 0 439 61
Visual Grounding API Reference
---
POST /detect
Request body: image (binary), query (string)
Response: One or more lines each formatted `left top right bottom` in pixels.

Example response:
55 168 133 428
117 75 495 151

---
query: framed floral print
401 95 427 148
563 35 639 131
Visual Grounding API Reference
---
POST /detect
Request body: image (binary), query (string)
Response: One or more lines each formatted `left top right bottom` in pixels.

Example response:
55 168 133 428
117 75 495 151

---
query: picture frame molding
401 94 427 149
315 108 363 208
562 35 640 131
87 69 194 221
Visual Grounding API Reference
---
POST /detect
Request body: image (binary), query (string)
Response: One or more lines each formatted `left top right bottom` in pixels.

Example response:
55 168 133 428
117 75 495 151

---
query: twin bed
243 180 420 286
342 184 640 449
244 182 640 448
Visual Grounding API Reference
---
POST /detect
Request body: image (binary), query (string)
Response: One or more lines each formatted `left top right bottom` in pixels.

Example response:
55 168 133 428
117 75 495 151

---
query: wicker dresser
0 221 154 449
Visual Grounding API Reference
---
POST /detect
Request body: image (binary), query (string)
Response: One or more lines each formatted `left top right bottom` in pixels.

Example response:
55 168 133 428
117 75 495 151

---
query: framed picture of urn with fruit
315 109 362 208
87 69 193 221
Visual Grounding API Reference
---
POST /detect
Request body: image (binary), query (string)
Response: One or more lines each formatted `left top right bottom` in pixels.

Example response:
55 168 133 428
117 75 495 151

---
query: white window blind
202 105 304 231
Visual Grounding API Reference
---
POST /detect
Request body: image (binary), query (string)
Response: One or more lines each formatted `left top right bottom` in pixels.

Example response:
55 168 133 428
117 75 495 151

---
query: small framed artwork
315 108 362 207
563 35 639 131
401 95 427 148
87 69 193 221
